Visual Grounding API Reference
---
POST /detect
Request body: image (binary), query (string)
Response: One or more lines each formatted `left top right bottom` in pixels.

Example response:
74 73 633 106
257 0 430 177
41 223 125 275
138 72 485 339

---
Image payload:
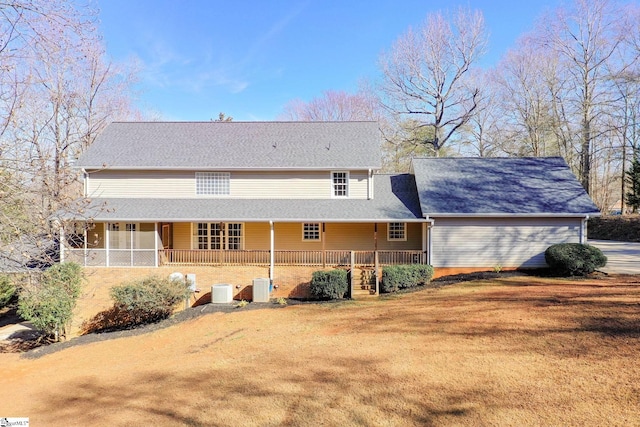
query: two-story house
61 121 600 298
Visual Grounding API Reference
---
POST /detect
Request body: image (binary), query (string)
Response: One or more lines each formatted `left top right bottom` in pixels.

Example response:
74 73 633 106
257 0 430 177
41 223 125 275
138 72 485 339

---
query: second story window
196 172 230 195
332 171 349 197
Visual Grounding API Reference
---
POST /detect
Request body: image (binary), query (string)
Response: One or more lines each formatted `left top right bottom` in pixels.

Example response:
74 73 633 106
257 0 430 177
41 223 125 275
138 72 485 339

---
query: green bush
110 275 192 327
0 274 16 308
18 263 84 341
310 269 348 300
545 243 607 276
381 264 434 293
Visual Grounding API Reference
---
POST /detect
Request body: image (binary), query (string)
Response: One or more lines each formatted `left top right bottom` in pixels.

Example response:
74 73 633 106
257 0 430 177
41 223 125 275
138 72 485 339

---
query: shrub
310 269 348 300
110 275 191 327
545 243 607 276
381 264 434 293
0 274 16 308
18 263 84 341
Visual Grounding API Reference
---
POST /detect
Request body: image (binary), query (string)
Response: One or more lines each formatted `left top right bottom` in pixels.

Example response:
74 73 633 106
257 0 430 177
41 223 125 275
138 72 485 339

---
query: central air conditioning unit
211 284 233 303
252 278 271 302
186 273 197 292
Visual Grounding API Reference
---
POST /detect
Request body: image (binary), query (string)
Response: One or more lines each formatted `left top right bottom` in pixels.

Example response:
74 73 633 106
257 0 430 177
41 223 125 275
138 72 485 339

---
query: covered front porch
62 221 430 269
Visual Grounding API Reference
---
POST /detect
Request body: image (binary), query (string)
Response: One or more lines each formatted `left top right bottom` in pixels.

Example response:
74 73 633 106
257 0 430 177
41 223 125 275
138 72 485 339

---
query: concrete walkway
0 321 38 340
588 240 640 275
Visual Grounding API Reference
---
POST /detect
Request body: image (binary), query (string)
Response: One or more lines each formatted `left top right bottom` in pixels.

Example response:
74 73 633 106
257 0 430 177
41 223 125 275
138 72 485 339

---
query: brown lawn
2 274 640 426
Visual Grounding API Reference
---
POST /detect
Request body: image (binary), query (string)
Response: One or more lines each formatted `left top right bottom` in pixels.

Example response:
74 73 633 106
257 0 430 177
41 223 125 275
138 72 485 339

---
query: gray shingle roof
412 157 600 216
68 174 421 222
77 121 381 170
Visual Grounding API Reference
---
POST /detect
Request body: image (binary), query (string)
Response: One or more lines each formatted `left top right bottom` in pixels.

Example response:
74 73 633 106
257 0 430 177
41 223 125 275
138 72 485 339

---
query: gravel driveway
589 240 640 274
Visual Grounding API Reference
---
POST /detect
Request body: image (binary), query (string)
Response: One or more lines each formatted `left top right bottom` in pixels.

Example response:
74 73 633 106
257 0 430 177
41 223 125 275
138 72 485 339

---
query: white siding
430 217 581 268
86 170 369 199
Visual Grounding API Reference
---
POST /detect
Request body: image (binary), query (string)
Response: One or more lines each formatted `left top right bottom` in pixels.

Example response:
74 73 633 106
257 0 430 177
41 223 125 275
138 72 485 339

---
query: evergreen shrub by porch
310 269 348 300
381 264 434 293
17 262 84 341
110 275 191 327
544 243 607 276
0 274 16 308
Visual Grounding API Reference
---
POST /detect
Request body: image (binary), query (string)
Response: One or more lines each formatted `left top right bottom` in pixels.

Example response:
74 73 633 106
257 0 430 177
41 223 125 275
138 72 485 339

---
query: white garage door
431 217 582 268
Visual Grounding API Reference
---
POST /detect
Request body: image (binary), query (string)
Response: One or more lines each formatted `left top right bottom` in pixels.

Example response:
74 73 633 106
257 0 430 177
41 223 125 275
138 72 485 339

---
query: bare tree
459 70 501 157
378 8 488 156
280 88 380 121
0 1 138 268
536 0 635 193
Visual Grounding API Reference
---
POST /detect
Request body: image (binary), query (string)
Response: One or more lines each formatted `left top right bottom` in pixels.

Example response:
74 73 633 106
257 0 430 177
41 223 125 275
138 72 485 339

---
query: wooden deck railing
160 249 425 267
64 248 425 267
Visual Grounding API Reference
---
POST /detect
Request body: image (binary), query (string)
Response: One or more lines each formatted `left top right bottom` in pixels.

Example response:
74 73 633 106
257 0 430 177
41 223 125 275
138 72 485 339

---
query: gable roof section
77 121 381 170
64 174 422 222
412 157 600 216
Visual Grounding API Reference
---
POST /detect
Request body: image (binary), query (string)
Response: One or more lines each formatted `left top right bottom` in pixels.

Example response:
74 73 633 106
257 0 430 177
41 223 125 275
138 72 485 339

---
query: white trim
59 224 65 263
80 217 430 223
425 213 601 218
154 222 159 267
269 221 274 282
80 166 381 171
105 223 110 267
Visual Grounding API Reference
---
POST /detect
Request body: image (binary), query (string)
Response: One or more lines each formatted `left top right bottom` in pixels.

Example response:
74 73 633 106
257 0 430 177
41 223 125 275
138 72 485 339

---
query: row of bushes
380 264 434 293
8 242 608 339
5 262 193 340
309 243 607 300
310 264 435 300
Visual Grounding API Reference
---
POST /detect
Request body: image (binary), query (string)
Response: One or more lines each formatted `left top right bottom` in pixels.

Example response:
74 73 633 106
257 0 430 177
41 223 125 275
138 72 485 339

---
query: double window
196 172 230 195
195 223 243 250
387 222 406 241
331 171 349 197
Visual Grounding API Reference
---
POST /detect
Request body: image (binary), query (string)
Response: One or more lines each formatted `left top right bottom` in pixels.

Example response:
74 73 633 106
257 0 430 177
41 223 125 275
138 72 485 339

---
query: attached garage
411 157 600 271
430 217 584 268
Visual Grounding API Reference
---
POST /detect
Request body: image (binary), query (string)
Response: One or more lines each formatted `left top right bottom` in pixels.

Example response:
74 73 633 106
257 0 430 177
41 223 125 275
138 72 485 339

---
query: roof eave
424 212 601 218
65 216 427 223
79 166 382 171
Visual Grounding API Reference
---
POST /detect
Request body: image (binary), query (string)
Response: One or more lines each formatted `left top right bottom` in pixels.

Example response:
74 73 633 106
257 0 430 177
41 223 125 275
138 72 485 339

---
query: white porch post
421 222 427 264
83 227 88 267
269 221 275 283
374 250 379 295
426 219 434 266
105 223 110 267
154 222 159 267
350 251 355 297
59 222 65 264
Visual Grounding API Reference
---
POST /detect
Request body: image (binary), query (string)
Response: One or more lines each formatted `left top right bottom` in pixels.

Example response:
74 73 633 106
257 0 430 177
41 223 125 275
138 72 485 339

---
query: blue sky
97 0 559 121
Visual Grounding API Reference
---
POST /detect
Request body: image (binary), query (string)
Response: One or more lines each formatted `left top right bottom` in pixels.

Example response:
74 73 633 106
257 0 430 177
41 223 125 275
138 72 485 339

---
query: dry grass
2 274 640 426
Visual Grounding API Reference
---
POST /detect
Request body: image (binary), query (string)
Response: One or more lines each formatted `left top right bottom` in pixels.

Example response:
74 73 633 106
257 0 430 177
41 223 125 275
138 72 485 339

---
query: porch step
351 267 378 298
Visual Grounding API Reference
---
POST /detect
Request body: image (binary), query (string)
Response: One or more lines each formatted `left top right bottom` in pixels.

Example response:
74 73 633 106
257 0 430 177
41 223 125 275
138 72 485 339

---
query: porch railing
160 249 424 267
65 249 156 267
64 248 425 267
